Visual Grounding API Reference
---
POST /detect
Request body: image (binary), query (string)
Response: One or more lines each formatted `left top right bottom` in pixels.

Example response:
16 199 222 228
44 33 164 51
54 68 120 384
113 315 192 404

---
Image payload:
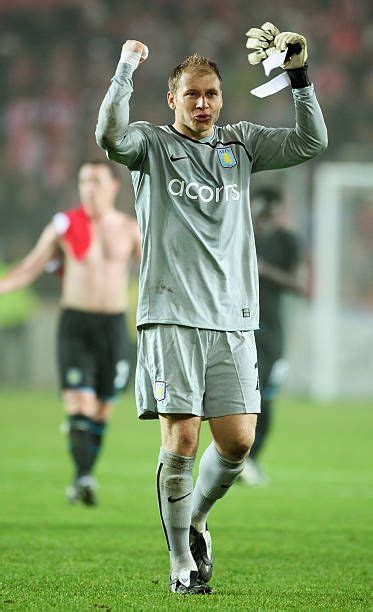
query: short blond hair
168 53 222 94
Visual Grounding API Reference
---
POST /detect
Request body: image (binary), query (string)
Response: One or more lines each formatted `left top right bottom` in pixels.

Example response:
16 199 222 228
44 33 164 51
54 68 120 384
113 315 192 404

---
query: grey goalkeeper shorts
135 324 261 420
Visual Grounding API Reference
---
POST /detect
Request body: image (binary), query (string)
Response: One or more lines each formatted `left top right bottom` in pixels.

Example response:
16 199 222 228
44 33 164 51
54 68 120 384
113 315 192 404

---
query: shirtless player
0 159 141 505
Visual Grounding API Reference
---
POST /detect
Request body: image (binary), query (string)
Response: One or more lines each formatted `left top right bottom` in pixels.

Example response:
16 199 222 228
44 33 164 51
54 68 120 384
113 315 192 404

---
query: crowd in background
0 0 372 269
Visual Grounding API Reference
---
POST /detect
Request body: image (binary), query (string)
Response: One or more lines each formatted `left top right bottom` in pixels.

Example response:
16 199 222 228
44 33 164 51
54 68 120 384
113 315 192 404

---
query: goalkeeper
96 23 327 595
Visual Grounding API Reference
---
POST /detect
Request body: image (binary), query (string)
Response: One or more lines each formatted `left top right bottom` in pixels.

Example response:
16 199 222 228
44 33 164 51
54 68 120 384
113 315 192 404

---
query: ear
167 90 176 110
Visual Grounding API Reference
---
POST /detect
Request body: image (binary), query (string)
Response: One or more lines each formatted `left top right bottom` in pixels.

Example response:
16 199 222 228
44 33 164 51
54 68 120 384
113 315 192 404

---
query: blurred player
0 160 141 505
95 24 327 594
240 186 303 486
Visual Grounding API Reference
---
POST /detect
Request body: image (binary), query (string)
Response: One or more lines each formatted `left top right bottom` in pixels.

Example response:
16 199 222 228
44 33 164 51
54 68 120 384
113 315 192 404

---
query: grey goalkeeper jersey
96 63 327 331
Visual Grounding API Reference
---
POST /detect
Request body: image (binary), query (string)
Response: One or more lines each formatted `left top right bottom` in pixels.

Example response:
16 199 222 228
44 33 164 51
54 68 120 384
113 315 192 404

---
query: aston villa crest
154 380 166 401
217 146 237 168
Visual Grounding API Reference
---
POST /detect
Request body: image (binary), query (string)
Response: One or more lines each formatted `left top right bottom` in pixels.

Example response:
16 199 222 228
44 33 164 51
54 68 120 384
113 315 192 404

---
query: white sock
157 448 197 574
192 442 244 532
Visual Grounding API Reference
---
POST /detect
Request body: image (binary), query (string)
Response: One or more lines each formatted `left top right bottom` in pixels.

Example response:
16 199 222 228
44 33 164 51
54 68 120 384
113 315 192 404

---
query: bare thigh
63 390 113 422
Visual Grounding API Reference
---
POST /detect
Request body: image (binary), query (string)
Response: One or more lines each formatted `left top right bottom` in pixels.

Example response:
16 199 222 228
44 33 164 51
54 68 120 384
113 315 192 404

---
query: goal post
311 163 373 399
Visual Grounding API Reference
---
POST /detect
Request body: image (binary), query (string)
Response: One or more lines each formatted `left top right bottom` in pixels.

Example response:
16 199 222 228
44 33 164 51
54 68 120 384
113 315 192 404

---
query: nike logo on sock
170 155 188 162
168 492 192 503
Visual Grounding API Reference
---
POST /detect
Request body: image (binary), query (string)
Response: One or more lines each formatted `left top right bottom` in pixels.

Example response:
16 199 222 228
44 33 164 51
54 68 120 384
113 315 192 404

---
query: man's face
78 164 119 217
167 69 223 139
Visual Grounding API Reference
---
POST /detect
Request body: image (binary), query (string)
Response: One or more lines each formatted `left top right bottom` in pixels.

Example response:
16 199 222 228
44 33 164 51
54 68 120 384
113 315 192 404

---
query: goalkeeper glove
246 22 279 65
269 31 308 69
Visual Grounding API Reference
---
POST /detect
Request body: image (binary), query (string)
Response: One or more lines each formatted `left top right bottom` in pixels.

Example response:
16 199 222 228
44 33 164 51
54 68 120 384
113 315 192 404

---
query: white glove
268 31 308 69
246 22 280 65
119 40 149 70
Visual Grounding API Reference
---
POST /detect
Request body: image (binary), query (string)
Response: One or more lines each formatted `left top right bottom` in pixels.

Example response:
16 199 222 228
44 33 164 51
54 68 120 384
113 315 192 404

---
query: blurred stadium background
1 1 372 608
1 0 372 399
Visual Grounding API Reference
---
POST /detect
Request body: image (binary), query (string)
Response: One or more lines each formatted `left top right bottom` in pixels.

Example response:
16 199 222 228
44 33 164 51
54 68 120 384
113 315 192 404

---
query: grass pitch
1 388 372 610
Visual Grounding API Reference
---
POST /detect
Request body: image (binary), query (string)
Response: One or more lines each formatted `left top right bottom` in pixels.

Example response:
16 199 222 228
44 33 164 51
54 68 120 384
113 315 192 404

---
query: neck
82 204 114 220
172 122 214 140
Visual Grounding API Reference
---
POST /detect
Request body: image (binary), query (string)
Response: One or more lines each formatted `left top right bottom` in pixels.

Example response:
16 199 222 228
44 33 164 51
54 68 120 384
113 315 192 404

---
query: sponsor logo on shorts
242 307 251 318
66 367 82 386
217 146 237 168
168 178 240 203
154 380 166 402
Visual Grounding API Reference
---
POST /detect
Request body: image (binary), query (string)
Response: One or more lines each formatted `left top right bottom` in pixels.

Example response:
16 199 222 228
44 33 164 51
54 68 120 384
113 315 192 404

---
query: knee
163 428 199 456
172 430 198 456
244 425 257 458
219 429 256 462
160 415 201 457
227 441 251 462
95 402 113 423
63 391 98 419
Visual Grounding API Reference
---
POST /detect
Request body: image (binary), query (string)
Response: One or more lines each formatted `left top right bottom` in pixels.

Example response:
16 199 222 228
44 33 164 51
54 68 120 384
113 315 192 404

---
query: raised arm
245 23 328 172
95 40 151 169
0 223 60 294
250 85 328 173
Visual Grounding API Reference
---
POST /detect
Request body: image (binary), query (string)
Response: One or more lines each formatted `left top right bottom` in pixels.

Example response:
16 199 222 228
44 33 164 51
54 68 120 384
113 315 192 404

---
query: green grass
1 389 372 610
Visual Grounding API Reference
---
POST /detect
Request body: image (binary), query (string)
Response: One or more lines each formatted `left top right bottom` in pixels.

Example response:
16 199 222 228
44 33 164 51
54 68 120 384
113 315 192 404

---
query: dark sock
68 415 95 479
89 420 107 472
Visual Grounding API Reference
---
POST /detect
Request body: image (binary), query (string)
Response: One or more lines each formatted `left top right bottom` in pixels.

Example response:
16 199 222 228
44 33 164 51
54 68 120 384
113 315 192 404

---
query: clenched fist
120 40 149 70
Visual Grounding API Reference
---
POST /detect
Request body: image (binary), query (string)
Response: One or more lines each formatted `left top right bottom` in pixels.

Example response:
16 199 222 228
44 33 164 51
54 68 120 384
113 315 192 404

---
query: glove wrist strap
286 64 310 89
